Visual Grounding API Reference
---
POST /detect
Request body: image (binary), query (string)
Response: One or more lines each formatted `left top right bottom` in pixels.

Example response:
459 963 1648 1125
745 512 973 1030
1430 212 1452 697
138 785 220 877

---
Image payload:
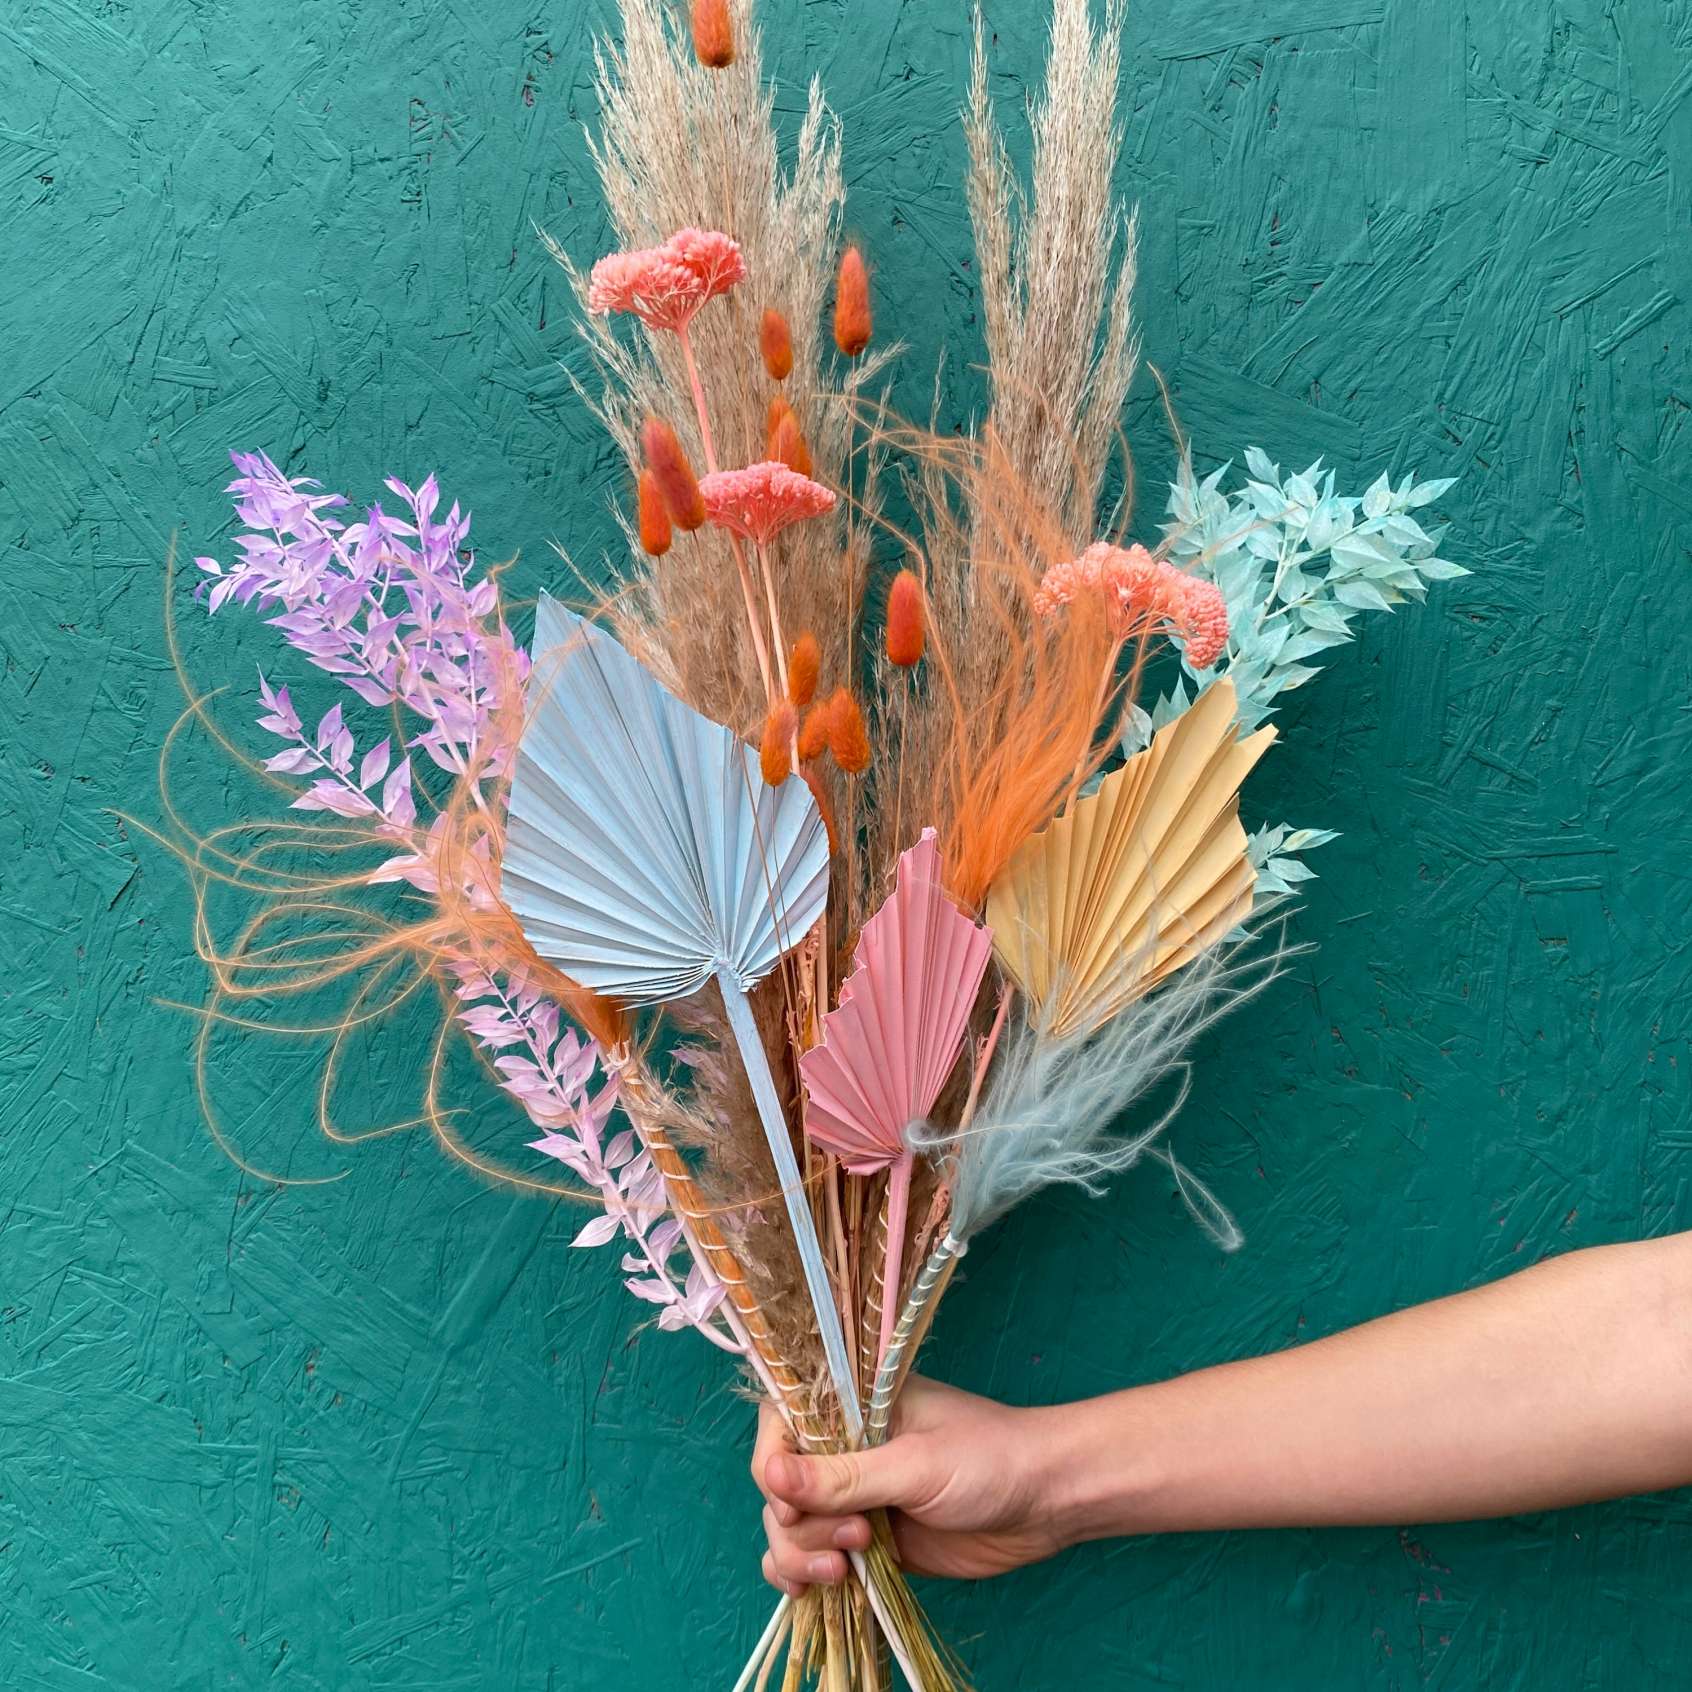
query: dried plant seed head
797 702 831 763
760 307 794 380
766 394 794 440
760 698 797 785
691 0 735 69
885 568 925 666
825 686 870 773
833 245 872 357
636 467 672 557
642 415 706 531
769 411 813 478
788 631 821 708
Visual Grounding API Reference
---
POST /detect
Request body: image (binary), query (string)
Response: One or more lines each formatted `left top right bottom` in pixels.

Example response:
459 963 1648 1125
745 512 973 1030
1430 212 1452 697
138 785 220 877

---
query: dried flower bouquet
160 0 1463 1685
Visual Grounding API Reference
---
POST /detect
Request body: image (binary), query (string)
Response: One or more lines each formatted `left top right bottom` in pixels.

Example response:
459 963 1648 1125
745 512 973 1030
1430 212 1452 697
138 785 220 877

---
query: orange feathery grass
642 415 706 531
769 409 814 478
885 568 925 666
766 394 794 440
913 426 1123 909
787 631 821 708
148 560 637 1197
760 306 793 380
760 699 797 785
824 686 870 773
637 467 672 556
797 702 831 762
691 0 734 68
833 245 871 357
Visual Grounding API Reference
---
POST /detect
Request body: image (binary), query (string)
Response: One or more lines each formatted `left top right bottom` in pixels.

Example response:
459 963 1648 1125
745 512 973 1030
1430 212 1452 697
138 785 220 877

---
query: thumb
764 1440 928 1515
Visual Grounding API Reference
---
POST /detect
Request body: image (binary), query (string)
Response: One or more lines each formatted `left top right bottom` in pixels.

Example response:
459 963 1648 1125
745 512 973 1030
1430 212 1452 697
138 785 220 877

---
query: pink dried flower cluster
699 460 837 545
587 227 746 333
1035 541 1230 668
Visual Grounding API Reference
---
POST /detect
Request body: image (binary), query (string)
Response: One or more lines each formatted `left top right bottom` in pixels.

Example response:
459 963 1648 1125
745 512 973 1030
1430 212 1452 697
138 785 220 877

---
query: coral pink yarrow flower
699 461 836 545
1036 541 1230 668
587 228 746 333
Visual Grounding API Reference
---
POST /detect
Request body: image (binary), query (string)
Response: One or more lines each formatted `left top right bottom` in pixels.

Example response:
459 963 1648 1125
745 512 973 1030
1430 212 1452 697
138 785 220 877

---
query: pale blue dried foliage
1134 448 1464 900
1246 822 1341 900
1155 447 1466 733
917 926 1295 1249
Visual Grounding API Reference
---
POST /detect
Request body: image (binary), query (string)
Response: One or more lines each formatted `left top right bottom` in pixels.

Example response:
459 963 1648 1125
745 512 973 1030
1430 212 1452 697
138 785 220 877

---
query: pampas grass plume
788 631 821 708
923 927 1294 1245
636 467 672 556
833 245 871 357
691 0 734 68
642 415 706 531
760 306 793 379
885 568 925 666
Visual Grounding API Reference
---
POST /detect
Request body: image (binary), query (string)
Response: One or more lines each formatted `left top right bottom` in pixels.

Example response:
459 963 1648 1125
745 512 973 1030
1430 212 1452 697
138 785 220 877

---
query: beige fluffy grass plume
966 0 1140 534
864 0 1144 901
545 0 891 736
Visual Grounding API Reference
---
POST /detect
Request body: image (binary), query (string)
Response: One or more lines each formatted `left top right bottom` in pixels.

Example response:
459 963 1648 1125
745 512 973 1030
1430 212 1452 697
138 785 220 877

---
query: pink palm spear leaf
800 829 994 1365
499 595 864 1434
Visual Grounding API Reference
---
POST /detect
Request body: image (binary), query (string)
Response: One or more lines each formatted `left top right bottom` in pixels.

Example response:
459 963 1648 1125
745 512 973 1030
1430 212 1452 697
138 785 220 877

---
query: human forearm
1040 1235 1692 1543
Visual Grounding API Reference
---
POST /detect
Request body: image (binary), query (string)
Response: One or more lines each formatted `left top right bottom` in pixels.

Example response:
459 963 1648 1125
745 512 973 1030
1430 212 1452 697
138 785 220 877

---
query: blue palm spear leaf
500 596 862 1434
502 595 827 1001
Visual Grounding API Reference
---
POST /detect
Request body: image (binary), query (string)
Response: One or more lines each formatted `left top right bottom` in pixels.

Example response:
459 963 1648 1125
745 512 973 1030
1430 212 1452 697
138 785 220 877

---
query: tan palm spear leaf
987 678 1276 1039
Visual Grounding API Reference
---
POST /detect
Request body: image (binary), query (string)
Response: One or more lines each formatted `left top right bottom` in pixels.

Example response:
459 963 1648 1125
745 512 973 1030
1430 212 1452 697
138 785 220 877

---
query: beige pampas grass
966 0 1140 536
546 0 892 741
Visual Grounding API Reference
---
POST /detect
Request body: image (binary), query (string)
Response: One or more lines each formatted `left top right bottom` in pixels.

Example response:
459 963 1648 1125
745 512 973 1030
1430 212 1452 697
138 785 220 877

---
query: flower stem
876 1152 913 1368
677 324 717 473
1069 635 1124 802
676 324 775 701
867 1232 966 1445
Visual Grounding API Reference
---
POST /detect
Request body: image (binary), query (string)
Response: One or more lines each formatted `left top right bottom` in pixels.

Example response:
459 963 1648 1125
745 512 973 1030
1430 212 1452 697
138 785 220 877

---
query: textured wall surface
4 0 1691 1686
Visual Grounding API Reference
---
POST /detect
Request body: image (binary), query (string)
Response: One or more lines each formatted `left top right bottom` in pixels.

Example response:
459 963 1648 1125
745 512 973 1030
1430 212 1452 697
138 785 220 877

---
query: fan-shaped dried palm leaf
799 828 993 1360
986 678 1274 1039
500 595 863 1435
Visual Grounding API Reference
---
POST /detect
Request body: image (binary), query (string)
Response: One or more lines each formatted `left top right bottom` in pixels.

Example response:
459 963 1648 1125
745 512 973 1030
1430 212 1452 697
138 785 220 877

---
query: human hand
751 1376 1068 1593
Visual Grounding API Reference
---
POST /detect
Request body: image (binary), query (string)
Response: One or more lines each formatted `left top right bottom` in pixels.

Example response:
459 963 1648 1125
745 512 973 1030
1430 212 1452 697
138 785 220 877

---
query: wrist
1025 1388 1169 1549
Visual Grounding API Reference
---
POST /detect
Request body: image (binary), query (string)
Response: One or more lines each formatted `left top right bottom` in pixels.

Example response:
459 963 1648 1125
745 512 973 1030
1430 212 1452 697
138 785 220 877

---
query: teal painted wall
4 0 1691 1686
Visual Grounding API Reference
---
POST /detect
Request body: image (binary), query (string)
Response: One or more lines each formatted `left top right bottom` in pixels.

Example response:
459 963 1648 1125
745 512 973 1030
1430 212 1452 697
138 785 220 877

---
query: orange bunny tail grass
637 467 672 556
760 306 793 380
825 686 871 774
885 568 925 666
833 245 872 357
691 0 734 68
769 410 814 478
797 701 831 763
759 699 797 786
788 631 821 708
642 415 707 531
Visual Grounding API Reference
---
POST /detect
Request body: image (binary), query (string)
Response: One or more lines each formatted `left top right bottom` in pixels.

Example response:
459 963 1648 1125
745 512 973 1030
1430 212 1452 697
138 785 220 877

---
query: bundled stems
716 967 864 1440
